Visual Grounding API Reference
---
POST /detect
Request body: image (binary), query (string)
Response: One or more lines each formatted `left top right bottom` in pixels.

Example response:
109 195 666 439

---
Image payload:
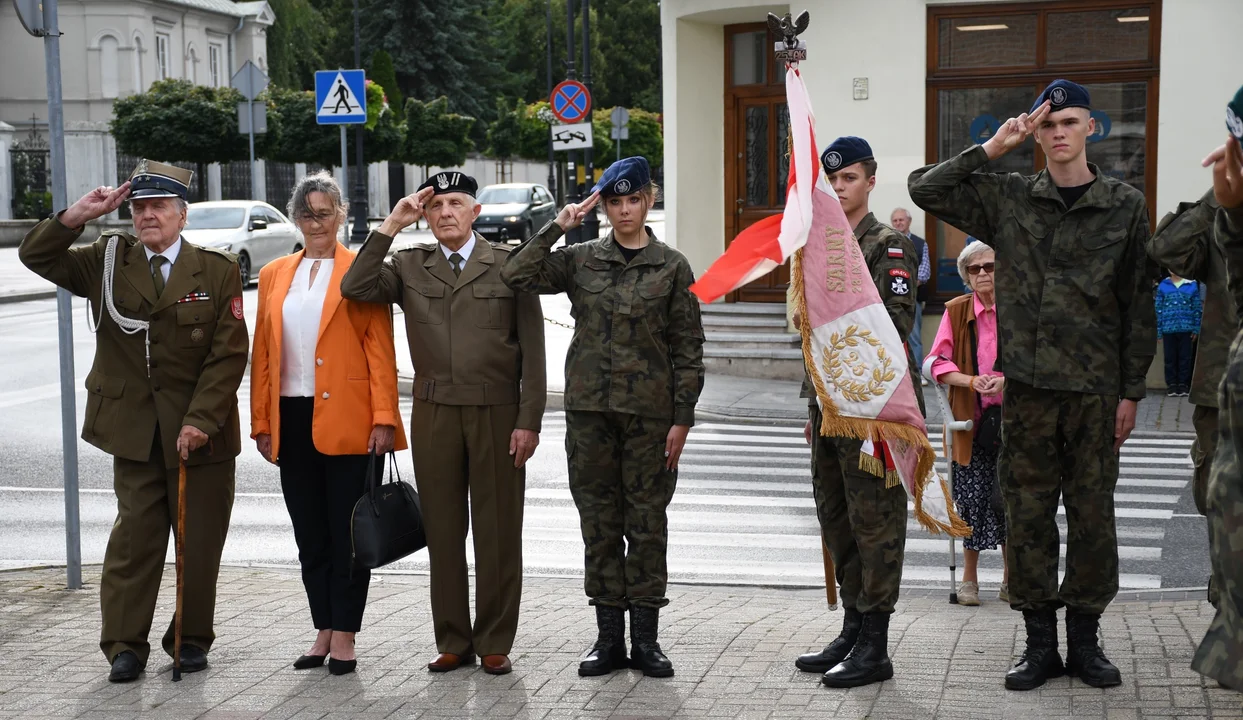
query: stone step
702 352 805 381
703 346 805 360
699 302 788 316
701 315 789 330
705 332 801 349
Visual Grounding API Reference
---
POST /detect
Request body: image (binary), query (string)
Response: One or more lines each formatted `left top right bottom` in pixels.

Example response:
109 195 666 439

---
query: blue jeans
908 300 925 369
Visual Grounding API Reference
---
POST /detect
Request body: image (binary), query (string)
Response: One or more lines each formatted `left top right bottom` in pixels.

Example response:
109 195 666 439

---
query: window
925 1 1161 300
155 33 170 80
99 35 120 98
209 44 222 87
263 208 285 225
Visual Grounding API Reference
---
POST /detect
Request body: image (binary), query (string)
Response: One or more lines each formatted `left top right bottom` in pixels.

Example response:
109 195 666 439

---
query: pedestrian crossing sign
315 69 367 125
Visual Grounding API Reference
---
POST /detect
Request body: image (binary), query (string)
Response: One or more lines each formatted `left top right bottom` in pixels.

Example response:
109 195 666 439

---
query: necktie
449 252 464 277
150 256 168 297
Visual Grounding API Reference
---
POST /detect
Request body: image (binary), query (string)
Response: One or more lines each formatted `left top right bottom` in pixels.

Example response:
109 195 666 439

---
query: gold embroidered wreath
820 325 896 403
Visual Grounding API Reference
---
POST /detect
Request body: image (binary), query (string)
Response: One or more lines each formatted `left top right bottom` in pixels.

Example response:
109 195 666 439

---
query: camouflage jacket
908 145 1156 400
1147 189 1231 407
500 222 705 426
801 213 924 414
1218 205 1243 321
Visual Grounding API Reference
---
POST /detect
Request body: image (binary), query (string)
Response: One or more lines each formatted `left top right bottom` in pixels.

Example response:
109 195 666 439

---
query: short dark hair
860 159 878 179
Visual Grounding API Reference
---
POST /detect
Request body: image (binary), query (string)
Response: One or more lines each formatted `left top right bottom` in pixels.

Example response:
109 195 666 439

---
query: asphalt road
0 294 1212 594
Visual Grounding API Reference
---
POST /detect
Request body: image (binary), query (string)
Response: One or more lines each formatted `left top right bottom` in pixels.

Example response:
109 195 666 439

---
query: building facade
0 0 273 219
661 0 1240 304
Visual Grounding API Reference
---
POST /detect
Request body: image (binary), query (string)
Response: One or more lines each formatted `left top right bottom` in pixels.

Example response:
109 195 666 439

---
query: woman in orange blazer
250 172 407 676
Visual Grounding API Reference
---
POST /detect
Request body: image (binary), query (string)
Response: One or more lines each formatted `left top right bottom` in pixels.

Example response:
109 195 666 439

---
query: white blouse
280 257 334 397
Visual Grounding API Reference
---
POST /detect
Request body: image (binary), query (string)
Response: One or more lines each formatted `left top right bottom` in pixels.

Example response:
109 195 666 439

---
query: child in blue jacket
1155 272 1202 397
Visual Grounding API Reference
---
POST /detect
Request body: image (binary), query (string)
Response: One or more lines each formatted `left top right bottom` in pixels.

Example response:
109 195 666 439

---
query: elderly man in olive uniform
1147 188 1229 610
341 172 546 676
909 80 1156 691
793 137 921 690
19 162 248 683
1190 93 1243 692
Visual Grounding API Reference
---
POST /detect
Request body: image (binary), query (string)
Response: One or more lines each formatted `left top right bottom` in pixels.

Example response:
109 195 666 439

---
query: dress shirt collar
441 235 475 263
143 236 182 265
974 292 996 316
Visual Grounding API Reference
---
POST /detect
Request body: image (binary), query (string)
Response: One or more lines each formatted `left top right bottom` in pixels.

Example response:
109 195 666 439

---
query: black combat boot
796 607 862 673
1065 611 1122 688
821 612 894 688
579 606 629 676
629 607 674 677
1005 609 1065 691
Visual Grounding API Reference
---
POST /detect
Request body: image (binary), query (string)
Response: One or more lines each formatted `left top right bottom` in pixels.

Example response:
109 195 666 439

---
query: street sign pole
581 0 599 242
247 93 257 200
23 0 82 590
340 126 348 202
563 0 579 244
350 0 368 247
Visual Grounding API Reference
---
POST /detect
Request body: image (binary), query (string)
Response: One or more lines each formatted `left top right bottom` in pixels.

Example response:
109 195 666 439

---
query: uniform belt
413 379 519 406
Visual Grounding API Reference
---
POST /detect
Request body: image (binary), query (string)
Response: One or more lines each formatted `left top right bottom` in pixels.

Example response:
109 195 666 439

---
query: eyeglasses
298 211 337 224
966 262 995 276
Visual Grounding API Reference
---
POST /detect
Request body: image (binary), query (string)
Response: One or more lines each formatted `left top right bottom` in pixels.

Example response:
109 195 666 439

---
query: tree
487 98 524 161
369 50 403 112
266 0 334 90
490 0 608 106
600 107 663 170
264 83 404 167
403 97 475 176
595 0 662 111
110 80 277 186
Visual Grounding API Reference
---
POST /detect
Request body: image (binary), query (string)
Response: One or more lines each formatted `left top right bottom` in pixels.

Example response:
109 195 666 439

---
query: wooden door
729 97 790 302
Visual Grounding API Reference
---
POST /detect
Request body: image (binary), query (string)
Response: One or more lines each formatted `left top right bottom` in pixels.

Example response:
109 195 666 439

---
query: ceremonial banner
692 68 968 537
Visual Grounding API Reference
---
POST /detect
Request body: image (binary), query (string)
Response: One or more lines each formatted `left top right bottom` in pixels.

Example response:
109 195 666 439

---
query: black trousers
1163 333 1194 390
278 397 380 633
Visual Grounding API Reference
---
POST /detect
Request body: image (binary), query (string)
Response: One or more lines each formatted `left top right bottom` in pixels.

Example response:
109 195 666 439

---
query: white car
182 201 302 287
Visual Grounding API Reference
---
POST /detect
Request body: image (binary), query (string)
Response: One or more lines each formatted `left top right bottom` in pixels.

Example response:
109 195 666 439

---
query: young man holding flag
908 80 1155 691
792 137 921 689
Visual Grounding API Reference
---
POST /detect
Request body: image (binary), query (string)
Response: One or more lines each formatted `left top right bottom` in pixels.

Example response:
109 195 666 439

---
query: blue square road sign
315 70 367 125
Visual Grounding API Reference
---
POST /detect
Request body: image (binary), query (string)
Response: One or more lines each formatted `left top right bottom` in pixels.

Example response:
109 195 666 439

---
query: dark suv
472 183 558 243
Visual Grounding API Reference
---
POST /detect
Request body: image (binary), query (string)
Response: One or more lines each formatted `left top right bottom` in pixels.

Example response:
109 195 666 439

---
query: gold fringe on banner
792 247 971 538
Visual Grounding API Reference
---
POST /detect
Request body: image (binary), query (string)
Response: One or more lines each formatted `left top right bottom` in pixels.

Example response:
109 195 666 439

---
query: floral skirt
951 442 1007 552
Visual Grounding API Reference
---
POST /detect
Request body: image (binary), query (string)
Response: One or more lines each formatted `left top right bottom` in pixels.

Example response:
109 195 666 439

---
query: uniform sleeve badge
887 247 904 259
231 296 244 320
890 276 910 295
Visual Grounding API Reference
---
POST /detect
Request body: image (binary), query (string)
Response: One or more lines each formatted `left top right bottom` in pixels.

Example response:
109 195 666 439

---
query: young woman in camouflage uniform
500 157 705 678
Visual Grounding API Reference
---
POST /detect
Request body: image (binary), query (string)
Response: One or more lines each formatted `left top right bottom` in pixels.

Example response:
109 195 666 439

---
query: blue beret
592 156 651 197
1227 84 1243 146
1031 79 1090 114
821 136 873 173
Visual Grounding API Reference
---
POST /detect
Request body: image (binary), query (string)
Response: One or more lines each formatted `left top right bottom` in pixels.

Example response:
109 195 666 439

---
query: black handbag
350 451 427 570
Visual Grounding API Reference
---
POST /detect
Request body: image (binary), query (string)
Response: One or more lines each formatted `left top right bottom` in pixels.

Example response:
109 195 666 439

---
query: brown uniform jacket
19 218 248 469
340 231 547 431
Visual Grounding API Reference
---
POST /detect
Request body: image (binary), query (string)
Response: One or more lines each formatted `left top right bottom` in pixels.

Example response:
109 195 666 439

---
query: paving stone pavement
0 567 1238 719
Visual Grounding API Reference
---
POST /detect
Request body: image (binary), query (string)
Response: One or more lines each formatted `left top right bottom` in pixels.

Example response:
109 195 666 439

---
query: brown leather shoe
482 655 512 675
427 652 476 672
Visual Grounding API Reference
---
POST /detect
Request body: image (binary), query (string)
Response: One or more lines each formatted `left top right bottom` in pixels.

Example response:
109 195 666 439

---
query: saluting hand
60 182 132 229
554 191 601 232
1203 137 1243 209
177 424 209 461
983 101 1051 160
510 429 539 468
664 425 690 471
379 187 435 236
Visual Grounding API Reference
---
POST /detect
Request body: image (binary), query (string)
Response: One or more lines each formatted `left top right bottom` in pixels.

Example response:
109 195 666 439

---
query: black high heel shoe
328 657 357 675
292 654 327 670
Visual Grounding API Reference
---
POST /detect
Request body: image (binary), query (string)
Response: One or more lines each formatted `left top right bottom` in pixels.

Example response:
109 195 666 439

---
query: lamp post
546 0 556 201
349 0 369 246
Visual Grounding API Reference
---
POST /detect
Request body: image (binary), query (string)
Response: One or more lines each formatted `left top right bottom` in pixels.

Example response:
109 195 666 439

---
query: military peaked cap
129 160 192 200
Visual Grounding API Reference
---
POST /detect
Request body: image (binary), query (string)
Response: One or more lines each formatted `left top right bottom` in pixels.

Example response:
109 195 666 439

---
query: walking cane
173 459 187 682
821 540 838 609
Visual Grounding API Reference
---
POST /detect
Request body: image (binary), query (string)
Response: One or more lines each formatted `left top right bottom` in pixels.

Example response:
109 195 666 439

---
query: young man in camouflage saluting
909 80 1156 691
1146 188 1229 611
1190 91 1243 692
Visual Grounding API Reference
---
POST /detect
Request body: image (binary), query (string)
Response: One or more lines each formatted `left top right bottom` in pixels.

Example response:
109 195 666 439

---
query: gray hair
957 241 994 287
288 171 348 222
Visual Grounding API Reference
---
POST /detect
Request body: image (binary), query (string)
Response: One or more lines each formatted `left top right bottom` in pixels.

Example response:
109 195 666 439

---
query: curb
0 289 56 305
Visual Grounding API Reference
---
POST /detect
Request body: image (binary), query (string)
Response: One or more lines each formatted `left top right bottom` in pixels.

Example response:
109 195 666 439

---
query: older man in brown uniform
341 172 546 676
19 162 248 683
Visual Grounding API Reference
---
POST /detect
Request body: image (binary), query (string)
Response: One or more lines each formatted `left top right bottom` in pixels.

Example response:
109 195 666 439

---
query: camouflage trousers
1191 405 1223 607
565 410 677 610
999 381 1120 614
809 404 907 614
1191 337 1243 690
